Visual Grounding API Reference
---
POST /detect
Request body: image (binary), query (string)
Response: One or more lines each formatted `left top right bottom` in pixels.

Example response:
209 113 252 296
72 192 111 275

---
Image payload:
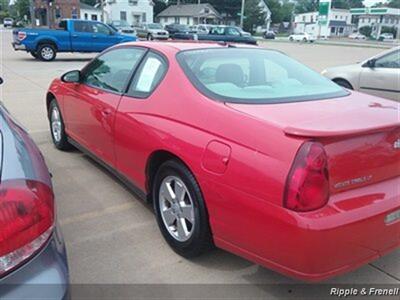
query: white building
156 4 221 26
104 0 154 26
351 7 400 38
80 3 102 21
294 9 353 37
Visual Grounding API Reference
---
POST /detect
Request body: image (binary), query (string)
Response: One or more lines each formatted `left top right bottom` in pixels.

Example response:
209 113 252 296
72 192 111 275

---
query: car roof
121 41 258 53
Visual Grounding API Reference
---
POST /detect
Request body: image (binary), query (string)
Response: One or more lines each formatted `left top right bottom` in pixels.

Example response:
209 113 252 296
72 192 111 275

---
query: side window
227 27 240 36
93 23 111 35
127 52 167 98
375 51 400 69
74 21 92 33
82 48 146 93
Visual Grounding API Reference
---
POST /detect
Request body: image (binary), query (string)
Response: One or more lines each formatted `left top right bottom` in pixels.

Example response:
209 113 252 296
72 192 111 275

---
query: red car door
114 51 168 189
63 47 146 166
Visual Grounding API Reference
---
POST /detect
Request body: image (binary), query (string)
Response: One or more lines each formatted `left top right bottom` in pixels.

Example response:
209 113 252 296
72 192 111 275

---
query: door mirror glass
62 70 81 83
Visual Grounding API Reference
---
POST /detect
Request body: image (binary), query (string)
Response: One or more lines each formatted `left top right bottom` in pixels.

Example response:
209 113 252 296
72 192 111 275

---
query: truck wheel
38 44 57 61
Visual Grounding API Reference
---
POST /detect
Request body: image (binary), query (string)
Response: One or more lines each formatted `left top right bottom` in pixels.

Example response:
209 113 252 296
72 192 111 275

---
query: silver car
135 23 169 40
322 46 400 101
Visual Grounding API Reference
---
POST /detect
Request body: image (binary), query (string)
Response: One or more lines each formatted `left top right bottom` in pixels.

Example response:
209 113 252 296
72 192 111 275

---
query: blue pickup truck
12 19 137 61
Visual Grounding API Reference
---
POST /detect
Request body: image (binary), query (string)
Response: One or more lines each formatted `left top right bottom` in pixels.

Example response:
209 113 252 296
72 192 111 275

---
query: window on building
55 7 61 19
331 27 335 33
91 14 98 21
120 11 127 21
339 27 344 33
71 7 78 19
84 13 88 20
129 0 138 5
142 13 147 23
302 16 305 22
175 17 179 24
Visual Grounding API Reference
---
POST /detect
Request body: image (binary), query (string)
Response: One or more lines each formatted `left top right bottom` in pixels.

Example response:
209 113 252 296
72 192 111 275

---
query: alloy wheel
51 106 62 143
159 176 195 242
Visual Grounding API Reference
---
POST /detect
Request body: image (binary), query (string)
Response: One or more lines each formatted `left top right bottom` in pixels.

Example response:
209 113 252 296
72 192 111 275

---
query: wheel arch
46 92 57 118
145 150 196 202
36 39 58 51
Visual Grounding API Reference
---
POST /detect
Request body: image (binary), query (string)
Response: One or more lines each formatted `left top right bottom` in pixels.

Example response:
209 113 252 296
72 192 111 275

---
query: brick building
33 0 80 27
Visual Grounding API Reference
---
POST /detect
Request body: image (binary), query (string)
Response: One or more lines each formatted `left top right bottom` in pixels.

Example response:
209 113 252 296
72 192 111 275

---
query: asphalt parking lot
0 29 399 295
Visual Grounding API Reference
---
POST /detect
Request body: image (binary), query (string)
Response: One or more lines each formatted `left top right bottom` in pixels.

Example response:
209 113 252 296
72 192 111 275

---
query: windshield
113 20 129 27
148 23 163 29
177 48 348 104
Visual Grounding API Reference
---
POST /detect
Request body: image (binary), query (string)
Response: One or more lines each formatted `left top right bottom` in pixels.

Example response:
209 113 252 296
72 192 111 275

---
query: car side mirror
61 70 81 83
0 77 3 85
363 59 376 68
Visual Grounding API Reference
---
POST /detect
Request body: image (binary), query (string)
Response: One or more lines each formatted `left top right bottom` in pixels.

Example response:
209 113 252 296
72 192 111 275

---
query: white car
321 46 400 101
379 33 394 40
288 32 316 43
349 33 366 40
3 18 13 28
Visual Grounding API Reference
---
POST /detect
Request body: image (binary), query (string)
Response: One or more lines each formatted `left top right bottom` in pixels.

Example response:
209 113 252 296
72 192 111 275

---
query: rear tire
49 99 72 151
333 79 353 90
37 44 57 61
153 160 213 258
289 37 294 42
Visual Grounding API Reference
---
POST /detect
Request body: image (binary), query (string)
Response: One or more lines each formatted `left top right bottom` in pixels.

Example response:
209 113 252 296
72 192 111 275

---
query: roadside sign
318 0 331 26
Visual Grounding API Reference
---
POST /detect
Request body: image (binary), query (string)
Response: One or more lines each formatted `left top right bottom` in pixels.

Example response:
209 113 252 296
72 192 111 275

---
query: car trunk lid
226 92 400 194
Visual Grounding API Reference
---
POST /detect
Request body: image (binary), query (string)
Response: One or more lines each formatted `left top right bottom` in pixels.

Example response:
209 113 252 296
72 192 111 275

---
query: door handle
72 34 78 38
92 35 98 38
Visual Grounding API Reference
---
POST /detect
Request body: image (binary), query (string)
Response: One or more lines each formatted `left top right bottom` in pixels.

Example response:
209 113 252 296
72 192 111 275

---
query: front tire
49 99 72 150
37 44 57 61
153 160 213 258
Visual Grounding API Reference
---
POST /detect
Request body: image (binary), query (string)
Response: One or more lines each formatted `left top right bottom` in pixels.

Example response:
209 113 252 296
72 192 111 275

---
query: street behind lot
0 29 399 289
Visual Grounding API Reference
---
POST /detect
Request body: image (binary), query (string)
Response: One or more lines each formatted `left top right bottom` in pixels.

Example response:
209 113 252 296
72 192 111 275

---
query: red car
46 42 400 281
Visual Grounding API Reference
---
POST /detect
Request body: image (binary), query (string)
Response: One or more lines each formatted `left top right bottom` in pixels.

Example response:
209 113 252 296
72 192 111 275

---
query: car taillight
0 179 54 276
17 31 27 41
284 142 330 212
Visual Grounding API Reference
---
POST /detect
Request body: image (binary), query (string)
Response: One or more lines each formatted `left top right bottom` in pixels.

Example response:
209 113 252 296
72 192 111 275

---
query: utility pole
29 0 35 27
100 0 105 22
240 0 245 28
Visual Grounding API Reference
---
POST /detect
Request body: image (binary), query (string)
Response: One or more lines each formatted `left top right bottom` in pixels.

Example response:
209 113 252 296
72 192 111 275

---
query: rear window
177 48 348 104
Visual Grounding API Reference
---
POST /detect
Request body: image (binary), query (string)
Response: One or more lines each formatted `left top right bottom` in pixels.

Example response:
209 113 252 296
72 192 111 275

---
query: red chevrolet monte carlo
46 42 400 281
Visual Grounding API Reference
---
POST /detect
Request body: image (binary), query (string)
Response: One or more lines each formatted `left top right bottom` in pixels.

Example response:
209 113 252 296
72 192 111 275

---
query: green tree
81 0 98 6
359 25 372 37
295 0 318 13
13 0 30 19
387 0 400 8
243 0 266 33
154 0 168 16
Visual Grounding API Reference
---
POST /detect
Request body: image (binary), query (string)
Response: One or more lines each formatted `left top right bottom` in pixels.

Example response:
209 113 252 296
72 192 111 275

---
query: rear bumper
0 223 69 299
210 176 400 281
12 42 26 51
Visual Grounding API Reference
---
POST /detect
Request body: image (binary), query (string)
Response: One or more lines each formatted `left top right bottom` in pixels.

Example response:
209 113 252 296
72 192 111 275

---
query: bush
381 26 397 37
359 26 372 37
